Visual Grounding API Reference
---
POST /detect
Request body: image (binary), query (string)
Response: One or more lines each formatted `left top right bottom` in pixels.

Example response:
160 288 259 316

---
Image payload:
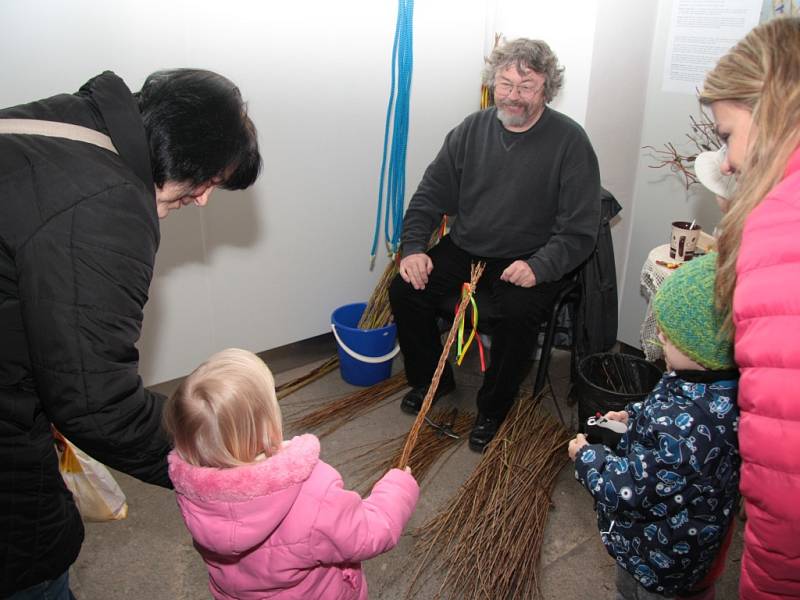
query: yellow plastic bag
53 429 128 522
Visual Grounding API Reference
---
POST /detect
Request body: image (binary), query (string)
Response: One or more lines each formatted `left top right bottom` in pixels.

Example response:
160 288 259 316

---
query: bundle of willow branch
358 260 398 330
286 371 408 438
342 407 475 494
407 395 571 600
275 356 339 401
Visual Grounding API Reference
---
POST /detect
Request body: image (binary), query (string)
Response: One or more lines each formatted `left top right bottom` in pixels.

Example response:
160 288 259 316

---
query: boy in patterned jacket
568 253 739 599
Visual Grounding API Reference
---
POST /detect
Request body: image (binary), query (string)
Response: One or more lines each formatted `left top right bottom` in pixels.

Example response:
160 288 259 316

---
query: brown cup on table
670 221 701 262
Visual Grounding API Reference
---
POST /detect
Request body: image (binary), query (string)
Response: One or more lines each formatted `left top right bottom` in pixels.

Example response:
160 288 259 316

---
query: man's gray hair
481 38 565 103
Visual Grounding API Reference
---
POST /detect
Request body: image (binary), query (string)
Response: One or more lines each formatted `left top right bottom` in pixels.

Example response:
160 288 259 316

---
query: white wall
615 0 725 348
138 0 490 384
487 1 599 123
584 1 659 297
1 0 600 385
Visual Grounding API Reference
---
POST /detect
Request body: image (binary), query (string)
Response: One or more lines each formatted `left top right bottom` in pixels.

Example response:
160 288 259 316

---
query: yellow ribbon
456 285 479 366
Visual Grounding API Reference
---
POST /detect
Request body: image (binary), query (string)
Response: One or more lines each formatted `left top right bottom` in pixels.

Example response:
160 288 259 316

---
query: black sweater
401 106 601 283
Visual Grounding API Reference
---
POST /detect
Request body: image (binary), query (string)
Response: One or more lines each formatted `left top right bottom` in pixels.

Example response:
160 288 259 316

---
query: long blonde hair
163 348 283 468
699 16 800 331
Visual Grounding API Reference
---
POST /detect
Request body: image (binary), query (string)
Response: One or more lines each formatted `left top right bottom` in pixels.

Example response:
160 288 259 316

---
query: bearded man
389 38 601 451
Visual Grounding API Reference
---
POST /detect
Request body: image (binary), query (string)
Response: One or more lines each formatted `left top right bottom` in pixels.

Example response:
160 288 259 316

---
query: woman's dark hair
136 69 261 189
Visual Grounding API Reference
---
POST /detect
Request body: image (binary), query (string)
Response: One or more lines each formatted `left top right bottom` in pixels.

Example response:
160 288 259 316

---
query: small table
640 244 678 361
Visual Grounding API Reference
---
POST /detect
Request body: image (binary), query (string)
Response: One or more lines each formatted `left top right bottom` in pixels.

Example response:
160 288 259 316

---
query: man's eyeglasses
494 81 542 98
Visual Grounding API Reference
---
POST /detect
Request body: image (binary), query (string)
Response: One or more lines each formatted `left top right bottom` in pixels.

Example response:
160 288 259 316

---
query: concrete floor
69 336 743 599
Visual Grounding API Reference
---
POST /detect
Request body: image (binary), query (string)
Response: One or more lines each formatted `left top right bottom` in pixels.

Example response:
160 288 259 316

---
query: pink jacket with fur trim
168 434 419 600
734 146 800 600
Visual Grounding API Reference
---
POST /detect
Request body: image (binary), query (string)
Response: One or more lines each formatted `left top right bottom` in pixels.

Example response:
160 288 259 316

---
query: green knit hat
652 253 734 370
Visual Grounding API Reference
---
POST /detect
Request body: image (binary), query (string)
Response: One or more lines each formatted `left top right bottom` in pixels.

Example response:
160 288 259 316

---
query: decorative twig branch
643 108 722 190
397 262 486 469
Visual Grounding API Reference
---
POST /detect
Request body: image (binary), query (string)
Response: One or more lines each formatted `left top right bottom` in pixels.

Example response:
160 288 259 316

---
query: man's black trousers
388 236 567 421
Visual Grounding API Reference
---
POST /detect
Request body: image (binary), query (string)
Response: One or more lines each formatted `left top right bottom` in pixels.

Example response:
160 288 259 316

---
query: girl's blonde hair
163 348 283 468
699 17 800 331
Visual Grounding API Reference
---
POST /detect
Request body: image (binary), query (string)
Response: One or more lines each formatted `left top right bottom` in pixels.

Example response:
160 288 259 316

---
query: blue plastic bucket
331 303 399 386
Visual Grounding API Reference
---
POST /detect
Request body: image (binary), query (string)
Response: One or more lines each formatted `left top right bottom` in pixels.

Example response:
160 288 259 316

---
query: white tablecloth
640 244 678 361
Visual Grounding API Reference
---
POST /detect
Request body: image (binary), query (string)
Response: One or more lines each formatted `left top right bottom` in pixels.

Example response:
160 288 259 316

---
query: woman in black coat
0 69 260 598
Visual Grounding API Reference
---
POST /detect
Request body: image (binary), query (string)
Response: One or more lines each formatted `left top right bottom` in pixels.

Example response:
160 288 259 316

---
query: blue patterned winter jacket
574 369 740 596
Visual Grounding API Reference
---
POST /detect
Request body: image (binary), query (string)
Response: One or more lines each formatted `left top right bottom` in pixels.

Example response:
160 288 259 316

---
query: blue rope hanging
371 0 414 260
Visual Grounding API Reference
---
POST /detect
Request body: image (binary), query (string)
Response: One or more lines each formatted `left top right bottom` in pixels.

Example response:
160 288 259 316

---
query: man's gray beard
496 106 531 129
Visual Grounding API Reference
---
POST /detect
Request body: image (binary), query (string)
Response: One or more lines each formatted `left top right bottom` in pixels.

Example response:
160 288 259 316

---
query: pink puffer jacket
734 146 800 599
168 434 419 600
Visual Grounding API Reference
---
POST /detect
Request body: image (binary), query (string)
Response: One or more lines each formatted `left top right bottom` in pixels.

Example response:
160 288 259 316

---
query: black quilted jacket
0 72 172 595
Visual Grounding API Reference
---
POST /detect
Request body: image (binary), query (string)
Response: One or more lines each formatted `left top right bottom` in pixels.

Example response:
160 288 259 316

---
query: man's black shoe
400 379 456 415
469 413 501 452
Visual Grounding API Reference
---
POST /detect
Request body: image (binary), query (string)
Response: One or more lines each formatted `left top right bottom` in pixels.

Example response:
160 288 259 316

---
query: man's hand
568 433 588 461
500 260 536 288
399 253 433 290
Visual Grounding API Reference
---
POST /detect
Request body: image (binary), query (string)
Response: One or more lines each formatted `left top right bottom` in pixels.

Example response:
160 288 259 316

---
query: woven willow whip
397 262 485 469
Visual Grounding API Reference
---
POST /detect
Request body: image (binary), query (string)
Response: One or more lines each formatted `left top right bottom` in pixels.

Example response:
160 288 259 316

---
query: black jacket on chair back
0 72 171 595
575 187 622 357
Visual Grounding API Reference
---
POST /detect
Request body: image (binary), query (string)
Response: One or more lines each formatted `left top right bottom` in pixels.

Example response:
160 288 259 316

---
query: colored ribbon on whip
455 283 486 372
438 215 448 240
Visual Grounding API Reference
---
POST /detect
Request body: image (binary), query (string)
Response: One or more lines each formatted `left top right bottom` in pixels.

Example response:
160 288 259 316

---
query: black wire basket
576 352 662 431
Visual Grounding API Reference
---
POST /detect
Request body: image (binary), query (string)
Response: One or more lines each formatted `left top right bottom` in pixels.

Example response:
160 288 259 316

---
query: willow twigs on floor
286 372 408 438
342 407 475 494
398 262 485 469
408 395 571 600
275 356 339 401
